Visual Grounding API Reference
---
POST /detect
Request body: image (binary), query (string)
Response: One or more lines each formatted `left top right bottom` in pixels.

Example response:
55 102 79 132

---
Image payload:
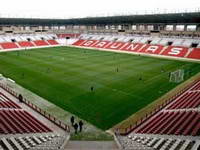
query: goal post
169 69 184 83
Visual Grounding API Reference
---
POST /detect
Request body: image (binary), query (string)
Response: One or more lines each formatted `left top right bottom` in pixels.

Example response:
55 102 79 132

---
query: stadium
0 1 200 149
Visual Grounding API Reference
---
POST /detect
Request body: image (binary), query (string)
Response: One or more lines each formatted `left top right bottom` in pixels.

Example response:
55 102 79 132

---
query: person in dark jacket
73 123 78 134
79 120 84 132
70 116 75 126
18 94 23 103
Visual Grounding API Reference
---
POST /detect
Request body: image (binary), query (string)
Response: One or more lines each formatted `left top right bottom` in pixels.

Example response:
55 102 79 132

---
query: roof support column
184 24 188 32
197 24 200 32
173 24 176 31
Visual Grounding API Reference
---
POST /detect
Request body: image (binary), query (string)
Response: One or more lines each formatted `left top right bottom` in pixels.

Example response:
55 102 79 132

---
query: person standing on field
91 86 94 92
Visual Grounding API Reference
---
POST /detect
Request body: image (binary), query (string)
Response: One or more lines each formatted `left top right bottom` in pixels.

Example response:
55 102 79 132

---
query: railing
0 83 70 132
115 79 200 135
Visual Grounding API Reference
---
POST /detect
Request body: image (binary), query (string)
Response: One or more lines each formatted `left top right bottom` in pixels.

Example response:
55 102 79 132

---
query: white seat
10 137 24 150
153 138 165 149
1 138 14 150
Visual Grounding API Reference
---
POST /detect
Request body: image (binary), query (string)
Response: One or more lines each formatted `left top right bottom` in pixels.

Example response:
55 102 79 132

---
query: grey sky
0 0 200 18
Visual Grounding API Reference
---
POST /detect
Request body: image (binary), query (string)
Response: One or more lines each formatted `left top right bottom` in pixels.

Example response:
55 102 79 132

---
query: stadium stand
47 39 59 45
1 110 46 134
0 91 52 135
0 109 52 134
0 42 19 49
0 134 65 150
0 93 21 109
1 33 200 63
0 78 71 150
0 12 200 150
165 81 200 109
190 80 200 90
139 44 165 54
115 79 200 149
0 34 60 51
118 135 199 150
72 39 86 46
71 34 200 61
160 46 189 57
166 92 200 109
133 111 200 136
33 40 49 46
187 48 200 59
123 79 200 135
18 41 35 47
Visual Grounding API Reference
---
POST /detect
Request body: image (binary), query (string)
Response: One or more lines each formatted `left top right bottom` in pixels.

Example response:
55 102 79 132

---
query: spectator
79 120 84 132
73 123 78 134
70 116 75 126
18 94 23 103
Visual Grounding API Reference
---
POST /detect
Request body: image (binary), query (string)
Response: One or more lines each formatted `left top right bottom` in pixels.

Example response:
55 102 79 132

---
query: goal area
169 69 184 83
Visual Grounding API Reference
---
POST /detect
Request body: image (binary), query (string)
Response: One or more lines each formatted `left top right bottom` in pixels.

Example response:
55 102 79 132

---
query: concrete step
65 141 119 150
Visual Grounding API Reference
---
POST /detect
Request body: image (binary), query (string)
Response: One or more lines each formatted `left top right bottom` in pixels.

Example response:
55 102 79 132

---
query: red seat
0 93 21 109
105 42 126 50
151 112 178 134
183 114 200 135
18 41 34 47
175 112 197 135
140 44 164 54
0 42 19 49
47 40 59 45
189 81 200 91
137 112 168 133
79 40 99 47
72 39 86 46
33 40 49 46
134 111 200 136
92 41 110 48
187 48 200 59
165 112 190 135
167 92 200 109
191 121 200 136
0 110 52 134
161 46 188 57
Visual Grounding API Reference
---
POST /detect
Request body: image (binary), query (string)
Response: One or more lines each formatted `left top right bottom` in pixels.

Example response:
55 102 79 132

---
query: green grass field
0 47 200 130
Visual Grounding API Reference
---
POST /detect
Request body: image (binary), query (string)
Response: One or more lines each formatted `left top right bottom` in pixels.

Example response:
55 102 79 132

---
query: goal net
169 69 184 83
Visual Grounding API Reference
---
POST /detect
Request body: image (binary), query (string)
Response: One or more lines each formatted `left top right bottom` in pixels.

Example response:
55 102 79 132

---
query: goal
169 69 184 83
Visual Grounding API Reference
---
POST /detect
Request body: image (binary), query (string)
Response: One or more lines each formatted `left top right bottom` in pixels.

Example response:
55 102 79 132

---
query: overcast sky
0 0 200 18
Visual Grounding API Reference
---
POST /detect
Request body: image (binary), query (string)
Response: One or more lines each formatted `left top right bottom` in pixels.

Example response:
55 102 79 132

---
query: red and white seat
160 46 189 57
139 44 165 54
47 40 59 45
33 40 49 46
187 48 200 59
0 42 19 49
72 39 196 60
18 41 35 47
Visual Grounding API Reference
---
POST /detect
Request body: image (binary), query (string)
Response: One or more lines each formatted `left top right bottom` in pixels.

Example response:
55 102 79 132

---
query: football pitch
0 47 200 130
